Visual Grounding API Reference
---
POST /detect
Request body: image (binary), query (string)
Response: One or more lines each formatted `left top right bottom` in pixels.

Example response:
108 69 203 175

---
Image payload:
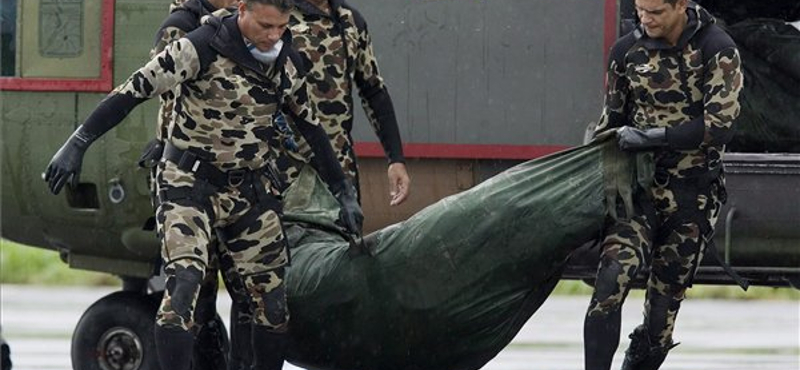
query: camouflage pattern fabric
157 258 207 330
589 182 724 346
148 0 245 328
644 181 725 347
152 24 188 142
595 9 742 179
586 213 649 319
591 3 743 354
155 160 288 330
269 0 397 191
112 33 316 171
151 3 235 142
107 17 309 330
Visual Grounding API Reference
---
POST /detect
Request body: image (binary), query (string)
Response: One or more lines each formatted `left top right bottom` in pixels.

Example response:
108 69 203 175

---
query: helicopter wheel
71 291 161 370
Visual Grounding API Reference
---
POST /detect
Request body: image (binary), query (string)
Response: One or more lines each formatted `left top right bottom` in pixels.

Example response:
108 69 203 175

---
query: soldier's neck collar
295 0 343 18
211 15 291 79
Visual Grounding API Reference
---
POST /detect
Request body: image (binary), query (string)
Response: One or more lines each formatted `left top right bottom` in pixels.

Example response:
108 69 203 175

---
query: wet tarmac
2 284 798 370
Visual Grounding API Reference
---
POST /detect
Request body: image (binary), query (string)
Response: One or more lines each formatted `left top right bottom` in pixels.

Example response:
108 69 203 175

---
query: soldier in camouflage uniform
44 1 364 369
272 0 410 206
584 1 742 369
142 2 247 370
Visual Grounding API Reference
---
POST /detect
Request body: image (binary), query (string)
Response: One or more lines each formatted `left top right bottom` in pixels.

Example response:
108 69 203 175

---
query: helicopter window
0 0 15 77
0 0 113 91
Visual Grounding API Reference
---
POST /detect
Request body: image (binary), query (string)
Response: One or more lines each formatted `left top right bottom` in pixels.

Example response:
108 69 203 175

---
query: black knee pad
260 284 288 328
595 257 625 303
167 265 204 317
646 292 676 339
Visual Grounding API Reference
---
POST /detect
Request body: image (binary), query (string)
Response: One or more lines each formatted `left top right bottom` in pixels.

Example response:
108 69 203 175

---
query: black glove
331 179 364 236
617 126 667 151
44 126 96 194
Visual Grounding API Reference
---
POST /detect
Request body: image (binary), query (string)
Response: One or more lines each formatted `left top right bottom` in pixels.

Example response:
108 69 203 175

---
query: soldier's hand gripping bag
280 132 651 370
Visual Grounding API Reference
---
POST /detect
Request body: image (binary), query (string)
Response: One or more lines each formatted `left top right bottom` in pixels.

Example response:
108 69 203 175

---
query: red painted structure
0 0 115 92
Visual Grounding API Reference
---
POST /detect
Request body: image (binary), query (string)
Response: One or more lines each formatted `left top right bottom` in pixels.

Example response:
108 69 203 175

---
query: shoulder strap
185 23 220 76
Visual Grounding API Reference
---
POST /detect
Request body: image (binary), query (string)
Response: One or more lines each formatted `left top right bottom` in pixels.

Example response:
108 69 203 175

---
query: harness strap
163 142 258 189
705 237 750 290
656 168 749 290
157 184 217 227
161 142 289 247
215 175 283 244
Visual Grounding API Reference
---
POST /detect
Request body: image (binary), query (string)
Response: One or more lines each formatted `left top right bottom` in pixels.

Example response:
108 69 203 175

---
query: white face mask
247 39 284 65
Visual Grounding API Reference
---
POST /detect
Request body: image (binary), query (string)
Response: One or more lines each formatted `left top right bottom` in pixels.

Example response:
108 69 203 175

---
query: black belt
162 142 261 189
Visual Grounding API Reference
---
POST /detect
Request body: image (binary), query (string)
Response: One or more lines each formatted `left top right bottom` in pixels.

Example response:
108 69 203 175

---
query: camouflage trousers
144 157 253 331
155 161 290 333
587 178 724 348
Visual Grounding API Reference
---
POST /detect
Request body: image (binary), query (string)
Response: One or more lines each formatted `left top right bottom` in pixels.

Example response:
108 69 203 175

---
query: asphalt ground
2 284 798 370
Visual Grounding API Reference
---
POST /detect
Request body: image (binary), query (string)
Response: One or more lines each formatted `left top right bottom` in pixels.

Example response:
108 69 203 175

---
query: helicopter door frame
0 0 114 92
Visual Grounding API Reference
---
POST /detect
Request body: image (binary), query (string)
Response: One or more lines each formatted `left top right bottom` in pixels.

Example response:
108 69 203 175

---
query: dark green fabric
281 134 648 370
724 19 800 153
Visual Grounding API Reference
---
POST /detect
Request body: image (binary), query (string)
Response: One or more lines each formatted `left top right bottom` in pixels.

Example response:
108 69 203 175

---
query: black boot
620 325 675 370
155 325 195 370
250 327 287 370
584 309 622 370
228 314 253 370
192 317 228 370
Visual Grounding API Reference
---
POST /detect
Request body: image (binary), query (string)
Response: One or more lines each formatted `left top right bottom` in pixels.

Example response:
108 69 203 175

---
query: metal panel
358 157 477 233
0 91 78 248
351 0 606 147
20 0 102 78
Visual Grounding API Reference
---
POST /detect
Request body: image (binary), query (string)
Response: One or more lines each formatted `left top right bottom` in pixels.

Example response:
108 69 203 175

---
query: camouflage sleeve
700 47 743 147
152 26 188 58
354 25 405 164
112 38 200 99
285 77 321 128
594 56 630 135
152 26 189 139
666 47 743 150
78 39 201 138
353 22 386 107
287 81 347 187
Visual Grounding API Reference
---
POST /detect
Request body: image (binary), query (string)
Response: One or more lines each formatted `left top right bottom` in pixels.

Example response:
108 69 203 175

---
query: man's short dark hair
242 0 294 13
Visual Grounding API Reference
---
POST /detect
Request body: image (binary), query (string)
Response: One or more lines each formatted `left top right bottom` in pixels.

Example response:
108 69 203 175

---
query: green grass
685 283 800 300
552 279 800 300
3 239 800 300
1 239 118 286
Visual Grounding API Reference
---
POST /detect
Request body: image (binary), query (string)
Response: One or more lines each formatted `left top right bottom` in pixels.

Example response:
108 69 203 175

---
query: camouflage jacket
288 0 405 180
151 0 233 141
79 15 343 184
595 3 743 179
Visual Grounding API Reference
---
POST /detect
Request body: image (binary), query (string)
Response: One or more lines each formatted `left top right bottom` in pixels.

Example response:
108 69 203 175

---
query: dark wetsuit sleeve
594 39 632 135
353 20 405 164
